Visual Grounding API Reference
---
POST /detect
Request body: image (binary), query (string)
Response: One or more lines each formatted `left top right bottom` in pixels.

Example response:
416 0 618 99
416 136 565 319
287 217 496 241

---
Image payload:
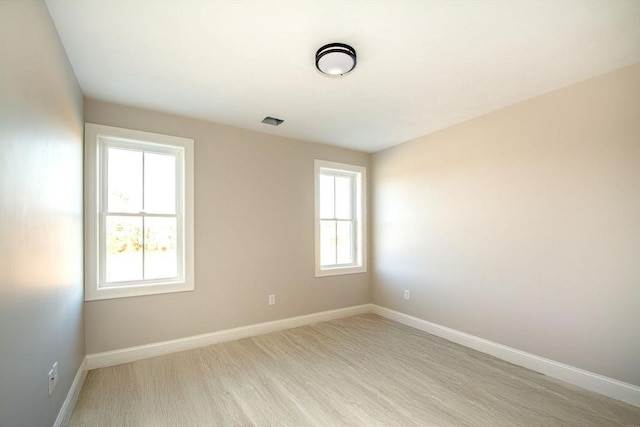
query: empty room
1 0 639 426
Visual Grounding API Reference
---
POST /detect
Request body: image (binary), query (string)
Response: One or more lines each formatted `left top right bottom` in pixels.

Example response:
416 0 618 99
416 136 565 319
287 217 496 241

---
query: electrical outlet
48 362 58 396
404 290 410 301
268 294 275 305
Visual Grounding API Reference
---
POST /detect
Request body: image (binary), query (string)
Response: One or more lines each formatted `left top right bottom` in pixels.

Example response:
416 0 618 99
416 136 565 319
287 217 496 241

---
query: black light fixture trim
262 116 284 126
315 43 357 76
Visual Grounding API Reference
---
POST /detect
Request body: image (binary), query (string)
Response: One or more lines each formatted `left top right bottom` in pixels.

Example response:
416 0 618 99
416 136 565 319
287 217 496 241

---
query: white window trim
84 123 195 301
314 159 367 277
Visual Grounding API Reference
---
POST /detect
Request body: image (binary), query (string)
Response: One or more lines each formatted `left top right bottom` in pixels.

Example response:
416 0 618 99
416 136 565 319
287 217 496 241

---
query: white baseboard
83 303 639 407
53 356 87 427
86 304 371 370
371 304 640 407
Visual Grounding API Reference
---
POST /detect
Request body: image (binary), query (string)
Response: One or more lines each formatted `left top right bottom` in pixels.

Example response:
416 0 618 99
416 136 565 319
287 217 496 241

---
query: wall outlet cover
48 361 58 396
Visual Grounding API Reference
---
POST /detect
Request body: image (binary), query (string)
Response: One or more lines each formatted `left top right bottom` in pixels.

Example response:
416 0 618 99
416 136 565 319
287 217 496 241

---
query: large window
315 160 366 277
85 123 194 300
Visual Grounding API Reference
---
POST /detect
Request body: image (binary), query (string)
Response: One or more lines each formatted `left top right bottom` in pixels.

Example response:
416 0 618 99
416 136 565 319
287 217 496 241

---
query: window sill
85 281 194 301
315 266 367 278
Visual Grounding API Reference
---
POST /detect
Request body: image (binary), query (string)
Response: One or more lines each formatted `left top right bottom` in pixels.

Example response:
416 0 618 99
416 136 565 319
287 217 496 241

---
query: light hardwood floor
70 314 639 426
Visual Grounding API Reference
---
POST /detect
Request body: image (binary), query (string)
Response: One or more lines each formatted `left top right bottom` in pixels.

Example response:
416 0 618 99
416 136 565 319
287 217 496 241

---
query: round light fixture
315 43 357 76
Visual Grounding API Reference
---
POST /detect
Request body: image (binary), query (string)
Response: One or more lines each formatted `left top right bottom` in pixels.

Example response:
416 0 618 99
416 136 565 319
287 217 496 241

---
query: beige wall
0 1 85 426
372 64 640 386
84 100 371 354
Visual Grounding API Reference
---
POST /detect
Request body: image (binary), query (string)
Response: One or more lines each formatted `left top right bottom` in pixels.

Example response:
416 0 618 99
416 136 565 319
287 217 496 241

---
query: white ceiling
45 0 639 153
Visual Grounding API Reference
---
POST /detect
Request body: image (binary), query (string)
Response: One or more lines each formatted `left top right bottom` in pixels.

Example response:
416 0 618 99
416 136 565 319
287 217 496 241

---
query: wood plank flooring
69 314 640 426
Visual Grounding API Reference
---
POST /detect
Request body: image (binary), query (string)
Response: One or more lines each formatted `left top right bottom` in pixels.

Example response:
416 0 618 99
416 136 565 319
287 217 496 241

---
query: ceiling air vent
261 116 284 126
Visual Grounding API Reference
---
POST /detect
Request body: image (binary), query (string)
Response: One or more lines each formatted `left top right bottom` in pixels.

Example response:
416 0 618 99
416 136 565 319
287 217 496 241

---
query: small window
85 123 194 300
315 160 366 277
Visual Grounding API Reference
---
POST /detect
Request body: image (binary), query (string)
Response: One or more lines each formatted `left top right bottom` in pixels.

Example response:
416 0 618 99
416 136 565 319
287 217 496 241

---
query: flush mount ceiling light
315 43 357 76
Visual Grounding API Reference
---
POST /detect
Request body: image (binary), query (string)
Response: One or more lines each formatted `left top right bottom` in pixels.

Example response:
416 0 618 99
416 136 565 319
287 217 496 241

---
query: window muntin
315 160 366 277
85 123 194 300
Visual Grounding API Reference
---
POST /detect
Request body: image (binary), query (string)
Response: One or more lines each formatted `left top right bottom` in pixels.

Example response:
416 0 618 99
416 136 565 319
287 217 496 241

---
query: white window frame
84 123 195 301
314 159 367 277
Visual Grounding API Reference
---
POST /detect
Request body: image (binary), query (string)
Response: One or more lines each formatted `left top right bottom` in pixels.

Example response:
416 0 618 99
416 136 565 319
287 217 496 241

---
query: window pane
335 175 352 219
144 152 176 214
107 148 142 213
320 220 337 266
105 216 143 282
319 174 335 219
144 217 178 280
336 220 353 264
